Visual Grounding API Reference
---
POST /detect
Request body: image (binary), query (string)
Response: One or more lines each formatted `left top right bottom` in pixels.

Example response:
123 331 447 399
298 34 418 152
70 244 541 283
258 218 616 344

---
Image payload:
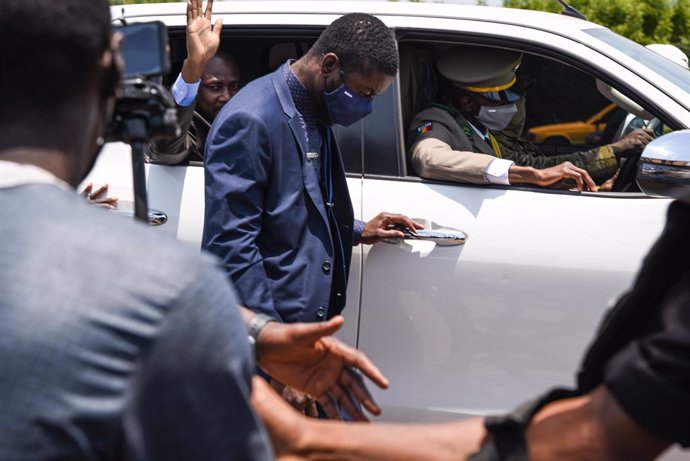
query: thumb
290 315 344 343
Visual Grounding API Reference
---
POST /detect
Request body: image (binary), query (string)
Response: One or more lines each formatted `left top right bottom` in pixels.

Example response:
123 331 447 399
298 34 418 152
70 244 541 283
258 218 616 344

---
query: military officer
408 46 651 189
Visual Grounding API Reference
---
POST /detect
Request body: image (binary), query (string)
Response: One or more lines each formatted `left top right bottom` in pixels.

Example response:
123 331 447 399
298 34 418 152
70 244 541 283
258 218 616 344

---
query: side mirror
637 130 690 199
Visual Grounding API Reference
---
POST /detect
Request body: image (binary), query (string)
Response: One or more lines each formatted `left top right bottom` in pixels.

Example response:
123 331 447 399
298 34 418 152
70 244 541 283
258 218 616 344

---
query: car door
356 18 684 422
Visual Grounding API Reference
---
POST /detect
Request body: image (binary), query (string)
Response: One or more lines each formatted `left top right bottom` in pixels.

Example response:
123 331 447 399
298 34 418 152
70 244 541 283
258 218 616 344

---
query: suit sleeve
147 103 199 165
202 110 278 319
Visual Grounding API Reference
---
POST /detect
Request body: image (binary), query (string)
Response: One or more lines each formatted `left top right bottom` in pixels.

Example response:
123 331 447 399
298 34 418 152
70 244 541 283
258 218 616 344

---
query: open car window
397 38 675 193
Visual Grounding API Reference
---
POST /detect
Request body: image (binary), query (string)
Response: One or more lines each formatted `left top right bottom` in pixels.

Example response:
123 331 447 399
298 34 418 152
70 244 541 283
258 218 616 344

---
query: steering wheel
611 117 661 192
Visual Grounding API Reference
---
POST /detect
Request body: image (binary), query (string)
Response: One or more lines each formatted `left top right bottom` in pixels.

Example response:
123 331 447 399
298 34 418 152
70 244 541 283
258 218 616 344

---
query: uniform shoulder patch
417 121 433 134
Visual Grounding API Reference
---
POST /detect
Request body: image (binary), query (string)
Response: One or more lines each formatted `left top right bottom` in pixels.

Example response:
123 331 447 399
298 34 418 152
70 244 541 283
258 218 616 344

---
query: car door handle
112 208 168 226
385 228 467 246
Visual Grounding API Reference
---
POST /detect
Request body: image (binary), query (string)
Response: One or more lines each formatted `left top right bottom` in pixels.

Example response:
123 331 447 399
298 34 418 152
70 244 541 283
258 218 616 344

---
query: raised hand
182 0 223 83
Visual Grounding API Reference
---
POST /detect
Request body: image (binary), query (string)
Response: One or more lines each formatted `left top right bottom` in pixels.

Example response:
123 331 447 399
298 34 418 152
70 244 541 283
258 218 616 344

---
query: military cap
437 45 524 103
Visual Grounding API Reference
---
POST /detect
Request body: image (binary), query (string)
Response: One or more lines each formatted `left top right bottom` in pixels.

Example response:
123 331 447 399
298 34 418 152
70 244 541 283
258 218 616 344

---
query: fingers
204 0 214 19
316 393 341 420
186 0 193 25
94 197 119 209
385 213 424 232
339 368 380 417
325 336 389 390
214 18 223 36
554 162 596 192
89 183 109 200
375 228 408 240
81 183 93 197
324 381 369 422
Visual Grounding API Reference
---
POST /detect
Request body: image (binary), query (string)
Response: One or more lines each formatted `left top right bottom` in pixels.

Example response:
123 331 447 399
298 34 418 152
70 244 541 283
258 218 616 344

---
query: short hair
308 13 399 77
0 0 111 123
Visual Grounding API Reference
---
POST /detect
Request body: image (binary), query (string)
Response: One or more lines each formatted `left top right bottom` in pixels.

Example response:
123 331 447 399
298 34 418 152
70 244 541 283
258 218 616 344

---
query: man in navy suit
203 13 420 414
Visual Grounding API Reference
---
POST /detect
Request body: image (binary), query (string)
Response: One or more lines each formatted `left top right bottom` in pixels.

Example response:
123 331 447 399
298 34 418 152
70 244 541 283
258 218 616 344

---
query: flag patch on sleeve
417 122 433 134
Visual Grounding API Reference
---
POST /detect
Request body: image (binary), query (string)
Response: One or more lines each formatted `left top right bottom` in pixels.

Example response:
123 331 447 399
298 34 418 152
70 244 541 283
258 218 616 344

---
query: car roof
111 1 603 35
110 1 690 115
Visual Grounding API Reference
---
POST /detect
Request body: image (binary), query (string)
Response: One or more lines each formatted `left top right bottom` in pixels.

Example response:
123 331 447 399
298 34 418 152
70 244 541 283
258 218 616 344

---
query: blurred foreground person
0 0 387 459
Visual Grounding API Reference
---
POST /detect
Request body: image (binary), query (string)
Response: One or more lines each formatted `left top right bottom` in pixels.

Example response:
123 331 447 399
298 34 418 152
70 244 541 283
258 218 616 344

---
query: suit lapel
272 65 329 226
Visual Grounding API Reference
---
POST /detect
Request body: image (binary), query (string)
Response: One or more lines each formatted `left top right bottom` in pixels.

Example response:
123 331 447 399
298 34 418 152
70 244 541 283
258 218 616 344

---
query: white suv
88 2 689 454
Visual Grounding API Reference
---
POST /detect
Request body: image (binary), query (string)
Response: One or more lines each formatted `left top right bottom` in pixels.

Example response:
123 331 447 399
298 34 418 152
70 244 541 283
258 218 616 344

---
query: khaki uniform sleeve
411 137 495 184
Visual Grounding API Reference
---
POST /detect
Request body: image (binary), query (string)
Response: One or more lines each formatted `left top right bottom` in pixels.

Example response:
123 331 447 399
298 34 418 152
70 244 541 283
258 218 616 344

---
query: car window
584 28 690 95
392 37 674 192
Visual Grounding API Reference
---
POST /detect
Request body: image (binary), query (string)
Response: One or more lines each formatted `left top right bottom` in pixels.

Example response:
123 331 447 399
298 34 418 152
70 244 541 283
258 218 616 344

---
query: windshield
584 28 690 94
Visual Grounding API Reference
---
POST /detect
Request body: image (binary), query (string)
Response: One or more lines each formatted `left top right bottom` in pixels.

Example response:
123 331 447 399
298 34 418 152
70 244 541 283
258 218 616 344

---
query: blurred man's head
197 53 241 122
300 13 399 126
0 0 119 185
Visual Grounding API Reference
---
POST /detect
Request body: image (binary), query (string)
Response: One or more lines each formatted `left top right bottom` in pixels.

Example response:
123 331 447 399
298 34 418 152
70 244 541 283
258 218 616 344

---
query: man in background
148 0 242 164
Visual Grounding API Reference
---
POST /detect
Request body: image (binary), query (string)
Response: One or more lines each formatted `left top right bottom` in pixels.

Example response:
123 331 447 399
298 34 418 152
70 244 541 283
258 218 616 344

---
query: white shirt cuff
171 73 200 106
484 158 514 185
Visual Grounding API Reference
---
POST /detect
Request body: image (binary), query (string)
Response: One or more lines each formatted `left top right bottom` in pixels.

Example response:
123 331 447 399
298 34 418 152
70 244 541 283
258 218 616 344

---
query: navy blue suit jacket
202 63 355 323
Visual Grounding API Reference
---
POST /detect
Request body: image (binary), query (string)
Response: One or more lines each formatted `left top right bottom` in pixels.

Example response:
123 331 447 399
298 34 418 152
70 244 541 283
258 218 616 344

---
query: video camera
108 21 181 222
108 21 180 143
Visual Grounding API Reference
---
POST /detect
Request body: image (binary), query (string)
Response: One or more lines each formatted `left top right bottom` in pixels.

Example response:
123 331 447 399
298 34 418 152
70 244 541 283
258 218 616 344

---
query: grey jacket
0 183 271 461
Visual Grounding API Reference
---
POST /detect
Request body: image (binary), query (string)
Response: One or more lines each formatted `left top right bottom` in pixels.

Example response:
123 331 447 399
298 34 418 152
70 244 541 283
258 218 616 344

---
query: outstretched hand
182 0 222 82
255 315 388 421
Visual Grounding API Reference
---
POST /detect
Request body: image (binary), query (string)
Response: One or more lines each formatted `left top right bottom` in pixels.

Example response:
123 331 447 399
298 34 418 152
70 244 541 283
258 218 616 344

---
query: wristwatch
247 313 275 360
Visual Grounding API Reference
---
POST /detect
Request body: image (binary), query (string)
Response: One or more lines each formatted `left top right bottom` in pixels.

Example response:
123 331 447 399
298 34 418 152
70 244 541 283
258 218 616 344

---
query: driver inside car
408 45 654 190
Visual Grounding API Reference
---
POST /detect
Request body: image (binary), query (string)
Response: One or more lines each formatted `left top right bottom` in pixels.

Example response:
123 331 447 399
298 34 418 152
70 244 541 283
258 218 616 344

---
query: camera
107 21 181 222
107 21 180 143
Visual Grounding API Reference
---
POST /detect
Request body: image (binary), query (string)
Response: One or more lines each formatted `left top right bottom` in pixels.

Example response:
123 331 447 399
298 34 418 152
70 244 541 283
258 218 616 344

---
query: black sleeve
604 271 690 447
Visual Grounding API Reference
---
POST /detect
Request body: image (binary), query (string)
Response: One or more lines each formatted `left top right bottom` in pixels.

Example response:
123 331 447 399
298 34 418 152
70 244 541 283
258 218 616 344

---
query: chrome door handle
401 229 467 246
384 228 467 246
112 208 168 226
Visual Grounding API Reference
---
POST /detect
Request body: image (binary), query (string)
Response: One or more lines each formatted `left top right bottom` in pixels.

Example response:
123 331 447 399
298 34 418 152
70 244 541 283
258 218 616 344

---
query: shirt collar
283 60 321 128
0 160 71 191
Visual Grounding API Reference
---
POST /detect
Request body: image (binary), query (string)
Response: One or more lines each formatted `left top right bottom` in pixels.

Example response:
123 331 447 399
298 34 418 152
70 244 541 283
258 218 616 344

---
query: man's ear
100 33 124 97
320 52 340 76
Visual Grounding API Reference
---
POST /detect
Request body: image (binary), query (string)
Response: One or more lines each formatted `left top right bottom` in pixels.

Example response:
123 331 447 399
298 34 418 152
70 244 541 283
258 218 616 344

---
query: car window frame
360 26 684 198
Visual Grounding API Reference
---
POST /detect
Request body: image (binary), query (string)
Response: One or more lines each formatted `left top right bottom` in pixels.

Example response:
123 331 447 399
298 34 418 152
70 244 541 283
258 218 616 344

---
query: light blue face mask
324 75 373 127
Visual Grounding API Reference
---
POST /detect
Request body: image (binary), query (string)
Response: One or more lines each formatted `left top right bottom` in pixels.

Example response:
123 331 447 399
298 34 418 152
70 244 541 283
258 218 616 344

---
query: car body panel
358 178 669 417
